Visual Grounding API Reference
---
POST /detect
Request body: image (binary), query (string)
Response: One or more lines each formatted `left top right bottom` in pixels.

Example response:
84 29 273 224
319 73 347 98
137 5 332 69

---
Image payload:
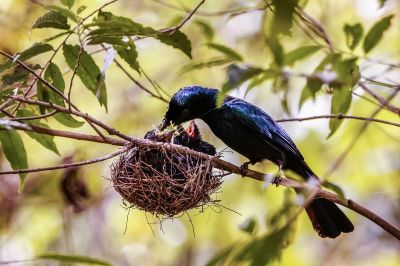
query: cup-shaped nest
110 141 223 217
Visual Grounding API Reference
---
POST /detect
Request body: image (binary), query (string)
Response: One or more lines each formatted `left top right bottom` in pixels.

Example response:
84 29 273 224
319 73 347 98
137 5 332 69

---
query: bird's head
160 86 218 130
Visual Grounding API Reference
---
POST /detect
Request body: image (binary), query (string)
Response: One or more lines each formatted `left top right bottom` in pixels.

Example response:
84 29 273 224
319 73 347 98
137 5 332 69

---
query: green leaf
77 5 87 14
88 11 191 58
343 23 363 50
336 57 360 87
222 64 263 93
157 30 192 58
37 253 111 266
0 129 28 184
0 43 53 73
265 37 284 67
271 0 299 36
234 224 295 266
378 0 389 7
16 110 59 155
63 44 106 108
115 40 140 73
47 5 79 22
1 67 30 88
239 217 258 234
179 57 233 75
284 45 320 66
219 64 263 105
31 11 70 30
37 63 84 128
206 244 237 266
363 15 393 54
328 87 352 138
195 20 214 41
86 11 158 39
96 73 107 111
60 0 74 9
207 43 243 61
42 31 73 43
53 113 85 128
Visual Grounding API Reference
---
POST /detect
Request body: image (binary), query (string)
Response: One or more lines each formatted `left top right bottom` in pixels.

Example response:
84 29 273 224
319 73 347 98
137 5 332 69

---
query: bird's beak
158 118 171 131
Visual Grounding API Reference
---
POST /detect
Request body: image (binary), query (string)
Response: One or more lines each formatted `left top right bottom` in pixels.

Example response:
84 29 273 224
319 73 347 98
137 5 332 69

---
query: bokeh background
0 0 399 265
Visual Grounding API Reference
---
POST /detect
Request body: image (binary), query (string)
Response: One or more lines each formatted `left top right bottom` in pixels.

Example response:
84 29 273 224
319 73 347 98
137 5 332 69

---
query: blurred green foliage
0 0 399 265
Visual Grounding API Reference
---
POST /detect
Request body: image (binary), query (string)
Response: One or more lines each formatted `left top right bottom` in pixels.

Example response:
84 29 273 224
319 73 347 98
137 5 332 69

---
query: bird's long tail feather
305 198 354 238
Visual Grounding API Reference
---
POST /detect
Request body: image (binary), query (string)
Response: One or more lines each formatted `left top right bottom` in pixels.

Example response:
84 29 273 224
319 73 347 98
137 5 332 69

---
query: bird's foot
272 175 282 187
240 161 254 177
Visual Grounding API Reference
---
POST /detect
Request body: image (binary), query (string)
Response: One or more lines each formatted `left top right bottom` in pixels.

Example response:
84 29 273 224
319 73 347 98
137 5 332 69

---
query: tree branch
11 96 132 141
2 120 399 240
167 0 206 34
358 81 400 115
0 148 126 175
277 114 400 128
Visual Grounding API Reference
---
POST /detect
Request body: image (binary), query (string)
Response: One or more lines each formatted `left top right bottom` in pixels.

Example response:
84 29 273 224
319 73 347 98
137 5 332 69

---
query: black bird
161 85 354 238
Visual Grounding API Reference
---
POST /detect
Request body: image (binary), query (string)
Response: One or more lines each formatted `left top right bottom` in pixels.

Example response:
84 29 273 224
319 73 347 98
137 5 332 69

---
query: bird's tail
305 198 354 238
291 160 354 238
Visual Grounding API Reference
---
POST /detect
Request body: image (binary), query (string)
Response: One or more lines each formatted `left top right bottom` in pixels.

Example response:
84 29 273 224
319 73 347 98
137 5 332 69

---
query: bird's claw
240 162 250 177
272 175 282 187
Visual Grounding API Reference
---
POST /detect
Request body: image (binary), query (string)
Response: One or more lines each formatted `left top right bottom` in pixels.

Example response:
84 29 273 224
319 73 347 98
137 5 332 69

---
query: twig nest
110 131 223 217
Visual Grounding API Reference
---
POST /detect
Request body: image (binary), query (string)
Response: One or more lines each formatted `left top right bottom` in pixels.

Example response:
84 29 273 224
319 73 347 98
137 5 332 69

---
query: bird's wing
223 98 304 160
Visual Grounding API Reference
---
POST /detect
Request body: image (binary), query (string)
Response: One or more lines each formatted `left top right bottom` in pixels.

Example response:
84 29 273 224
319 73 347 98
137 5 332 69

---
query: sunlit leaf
179 57 233 75
195 20 214 41
16 110 60 155
271 0 299 36
60 0 74 9
115 40 140 73
63 44 107 109
207 43 243 61
206 244 237 266
1 67 30 88
328 87 352 138
47 5 79 22
0 129 28 184
234 223 296 266
265 37 284 67
0 43 53 73
31 11 70 30
363 15 393 54
222 64 263 93
37 253 111 266
77 5 87 14
284 45 320 66
343 23 363 50
239 217 258 234
37 63 84 128
157 30 192 58
96 73 107 111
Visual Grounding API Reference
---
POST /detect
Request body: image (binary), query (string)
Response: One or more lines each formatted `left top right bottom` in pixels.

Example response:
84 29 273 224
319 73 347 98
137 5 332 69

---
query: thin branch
113 58 169 103
276 113 400 128
324 83 400 179
151 0 266 17
0 149 125 175
168 0 206 34
11 110 58 121
11 96 132 141
0 121 126 146
358 81 400 115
